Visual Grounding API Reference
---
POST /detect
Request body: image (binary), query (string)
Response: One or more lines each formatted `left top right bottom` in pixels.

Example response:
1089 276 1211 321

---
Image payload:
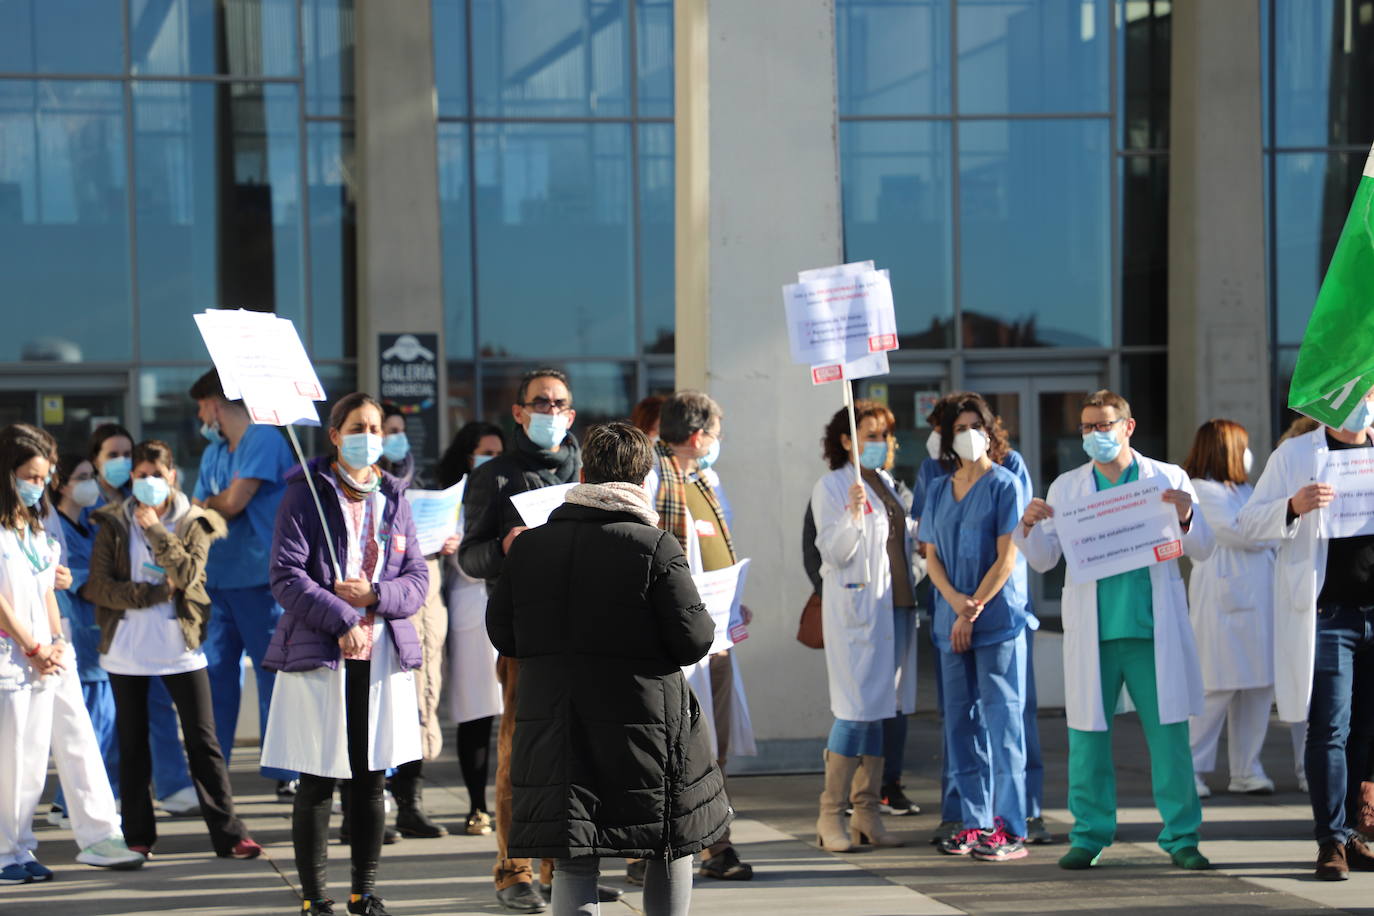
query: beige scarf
564 482 660 527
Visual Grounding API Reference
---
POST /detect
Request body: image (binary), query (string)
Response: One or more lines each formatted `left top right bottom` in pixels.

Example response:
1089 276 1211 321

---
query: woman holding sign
262 392 428 916
810 400 917 852
919 393 1033 862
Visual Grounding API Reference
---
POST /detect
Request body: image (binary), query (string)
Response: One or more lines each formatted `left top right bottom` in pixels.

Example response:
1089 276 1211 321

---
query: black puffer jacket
486 502 732 860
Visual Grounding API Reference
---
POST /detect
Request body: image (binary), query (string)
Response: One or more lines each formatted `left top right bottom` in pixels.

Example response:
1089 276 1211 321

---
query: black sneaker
346 895 392 916
880 782 920 816
302 900 335 915
698 846 754 880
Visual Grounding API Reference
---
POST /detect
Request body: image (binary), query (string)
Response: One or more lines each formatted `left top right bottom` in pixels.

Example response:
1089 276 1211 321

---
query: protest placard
404 481 464 556
782 269 897 366
510 483 576 529
692 559 750 655
193 309 326 426
1054 477 1184 583
1319 448 1374 538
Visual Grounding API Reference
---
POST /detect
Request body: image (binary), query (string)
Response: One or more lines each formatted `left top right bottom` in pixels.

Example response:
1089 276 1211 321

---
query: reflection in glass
437 122 475 360
836 0 951 116
304 0 355 117
0 0 124 73
1121 155 1168 346
1038 388 1093 598
0 80 132 362
640 123 674 354
134 81 304 355
445 360 477 434
1272 151 1362 347
637 0 674 117
1273 0 1374 148
840 120 954 348
1121 353 1166 460
958 0 1108 114
308 121 356 360
131 0 298 76
139 366 217 496
474 123 634 358
959 119 1111 348
471 0 630 116
433 0 469 117
1120 0 1171 150
479 362 636 440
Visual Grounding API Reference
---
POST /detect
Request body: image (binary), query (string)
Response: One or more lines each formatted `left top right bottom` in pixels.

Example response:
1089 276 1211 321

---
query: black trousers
294 659 386 901
109 669 248 855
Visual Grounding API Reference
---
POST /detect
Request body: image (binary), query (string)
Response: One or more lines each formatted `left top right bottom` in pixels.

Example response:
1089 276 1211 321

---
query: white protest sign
194 310 326 426
692 558 750 655
797 260 874 282
1054 477 1184 583
510 483 576 528
810 351 890 385
1319 448 1374 538
404 481 464 556
782 269 898 366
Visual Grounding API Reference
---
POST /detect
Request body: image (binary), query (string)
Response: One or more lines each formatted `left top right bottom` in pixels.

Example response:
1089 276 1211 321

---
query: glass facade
432 0 675 434
0 0 357 487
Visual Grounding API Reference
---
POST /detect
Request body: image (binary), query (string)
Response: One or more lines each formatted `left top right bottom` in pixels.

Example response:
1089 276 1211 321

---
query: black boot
392 767 447 839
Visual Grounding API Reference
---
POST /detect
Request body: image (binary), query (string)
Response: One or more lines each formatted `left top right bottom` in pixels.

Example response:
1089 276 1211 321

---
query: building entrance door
0 377 130 459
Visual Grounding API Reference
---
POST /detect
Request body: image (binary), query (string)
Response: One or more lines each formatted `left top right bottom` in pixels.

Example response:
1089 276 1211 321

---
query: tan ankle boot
849 755 904 847
1359 782 1374 837
817 750 860 852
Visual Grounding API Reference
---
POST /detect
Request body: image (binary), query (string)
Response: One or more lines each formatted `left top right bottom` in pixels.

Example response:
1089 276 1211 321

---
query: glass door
0 385 130 458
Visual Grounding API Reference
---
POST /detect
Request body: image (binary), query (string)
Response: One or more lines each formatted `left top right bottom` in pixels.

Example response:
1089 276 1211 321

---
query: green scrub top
1092 461 1154 641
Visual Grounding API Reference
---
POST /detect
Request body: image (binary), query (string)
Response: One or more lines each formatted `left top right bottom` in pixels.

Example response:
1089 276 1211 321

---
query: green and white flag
1289 145 1374 427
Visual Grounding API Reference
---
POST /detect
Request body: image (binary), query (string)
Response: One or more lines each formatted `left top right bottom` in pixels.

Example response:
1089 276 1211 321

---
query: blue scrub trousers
939 630 1028 833
204 585 294 781
1024 628 1045 819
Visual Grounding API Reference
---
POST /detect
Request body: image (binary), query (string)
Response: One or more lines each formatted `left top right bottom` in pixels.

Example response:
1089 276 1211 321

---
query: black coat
486 502 732 860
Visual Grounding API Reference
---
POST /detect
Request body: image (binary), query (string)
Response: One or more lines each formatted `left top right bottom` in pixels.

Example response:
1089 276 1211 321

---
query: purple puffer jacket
264 456 428 672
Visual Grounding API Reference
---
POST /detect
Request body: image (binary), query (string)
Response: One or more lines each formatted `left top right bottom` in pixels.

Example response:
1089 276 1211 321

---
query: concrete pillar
676 0 847 769
354 1 447 445
1167 0 1270 464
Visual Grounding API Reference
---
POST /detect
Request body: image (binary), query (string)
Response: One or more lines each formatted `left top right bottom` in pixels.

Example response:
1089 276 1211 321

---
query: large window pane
1121 155 1167 345
437 122 474 360
433 0 469 117
1120 0 1170 150
1272 150 1362 347
131 0 298 76
307 121 356 359
1121 353 1166 462
304 0 355 117
0 80 132 362
134 82 304 355
1273 0 1374 148
1275 346 1300 444
471 0 630 117
637 0 673 117
480 361 635 438
139 366 214 495
0 0 124 74
957 0 1109 114
474 123 634 358
837 0 951 116
840 121 954 347
640 123 673 354
960 119 1111 347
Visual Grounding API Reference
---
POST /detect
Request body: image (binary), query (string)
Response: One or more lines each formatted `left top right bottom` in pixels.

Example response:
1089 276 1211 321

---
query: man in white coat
1015 390 1214 871
1236 389 1374 881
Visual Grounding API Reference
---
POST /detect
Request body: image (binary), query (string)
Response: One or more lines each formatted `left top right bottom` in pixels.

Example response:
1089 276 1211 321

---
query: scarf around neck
333 462 380 501
564 481 659 526
513 424 581 486
653 440 735 559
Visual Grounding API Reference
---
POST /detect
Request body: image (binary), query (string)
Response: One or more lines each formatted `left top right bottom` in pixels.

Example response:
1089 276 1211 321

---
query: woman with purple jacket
260 393 428 916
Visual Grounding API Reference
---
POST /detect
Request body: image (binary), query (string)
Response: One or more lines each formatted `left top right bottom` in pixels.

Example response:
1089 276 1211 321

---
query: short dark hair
582 422 653 485
52 451 90 496
88 422 133 465
381 402 404 422
516 368 572 406
133 439 176 473
188 369 226 402
0 424 53 530
659 391 722 445
328 392 384 432
436 421 506 488
821 400 895 471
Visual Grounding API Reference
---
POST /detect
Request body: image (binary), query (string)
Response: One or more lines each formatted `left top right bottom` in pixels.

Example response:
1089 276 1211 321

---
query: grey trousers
553 855 693 916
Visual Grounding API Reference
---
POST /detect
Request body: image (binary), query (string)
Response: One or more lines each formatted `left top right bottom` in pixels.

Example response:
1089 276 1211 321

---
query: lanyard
15 525 50 575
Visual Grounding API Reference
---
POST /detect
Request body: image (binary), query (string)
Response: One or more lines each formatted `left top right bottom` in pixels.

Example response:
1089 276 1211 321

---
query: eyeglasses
522 397 571 414
1079 418 1125 435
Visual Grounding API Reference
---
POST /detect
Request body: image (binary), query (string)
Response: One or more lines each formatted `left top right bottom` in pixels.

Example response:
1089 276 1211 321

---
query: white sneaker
159 786 201 816
1227 774 1275 795
76 837 145 870
1299 775 1310 793
46 806 70 829
1195 777 1212 799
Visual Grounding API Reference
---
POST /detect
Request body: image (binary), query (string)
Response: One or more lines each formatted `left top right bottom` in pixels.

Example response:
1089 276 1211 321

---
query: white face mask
953 428 989 464
925 429 941 461
71 478 101 508
1242 448 1254 475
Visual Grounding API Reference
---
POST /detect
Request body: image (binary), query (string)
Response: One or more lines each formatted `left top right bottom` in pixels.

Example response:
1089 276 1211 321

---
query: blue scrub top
55 511 104 683
912 448 1032 522
194 424 293 589
919 463 1034 652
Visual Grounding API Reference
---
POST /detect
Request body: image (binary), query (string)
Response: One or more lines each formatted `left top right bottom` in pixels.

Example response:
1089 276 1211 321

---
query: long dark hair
938 393 1009 473
89 422 133 465
0 424 52 531
436 421 506 488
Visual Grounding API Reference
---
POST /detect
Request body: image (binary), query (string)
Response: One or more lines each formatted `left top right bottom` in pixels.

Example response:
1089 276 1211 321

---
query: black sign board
378 333 441 480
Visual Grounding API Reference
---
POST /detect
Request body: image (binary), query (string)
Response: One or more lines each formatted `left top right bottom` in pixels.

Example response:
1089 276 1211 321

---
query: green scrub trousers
1067 638 1202 855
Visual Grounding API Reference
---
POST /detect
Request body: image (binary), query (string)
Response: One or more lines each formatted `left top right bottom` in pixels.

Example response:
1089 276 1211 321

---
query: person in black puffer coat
487 422 730 916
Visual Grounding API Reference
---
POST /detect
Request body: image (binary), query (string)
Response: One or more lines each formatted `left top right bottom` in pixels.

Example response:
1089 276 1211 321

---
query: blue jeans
204 585 294 781
1306 603 1374 844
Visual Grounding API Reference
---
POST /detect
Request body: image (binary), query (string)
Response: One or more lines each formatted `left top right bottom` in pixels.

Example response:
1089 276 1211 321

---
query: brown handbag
797 591 824 649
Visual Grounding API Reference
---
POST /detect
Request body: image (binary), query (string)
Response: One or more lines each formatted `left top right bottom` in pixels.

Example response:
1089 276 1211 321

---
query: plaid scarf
653 440 735 561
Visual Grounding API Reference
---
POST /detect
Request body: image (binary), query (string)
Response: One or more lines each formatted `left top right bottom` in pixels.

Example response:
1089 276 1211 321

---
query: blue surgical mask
698 439 721 471
102 456 132 489
340 432 384 469
526 412 568 450
1082 431 1124 464
382 432 410 462
859 441 888 470
132 475 169 507
200 421 223 444
14 477 45 508
472 454 495 469
1342 398 1374 433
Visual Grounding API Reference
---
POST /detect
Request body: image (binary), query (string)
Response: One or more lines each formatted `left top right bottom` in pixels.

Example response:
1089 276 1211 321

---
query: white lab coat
1234 428 1335 723
445 555 502 724
1013 452 1214 732
811 466 921 723
1187 479 1279 692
